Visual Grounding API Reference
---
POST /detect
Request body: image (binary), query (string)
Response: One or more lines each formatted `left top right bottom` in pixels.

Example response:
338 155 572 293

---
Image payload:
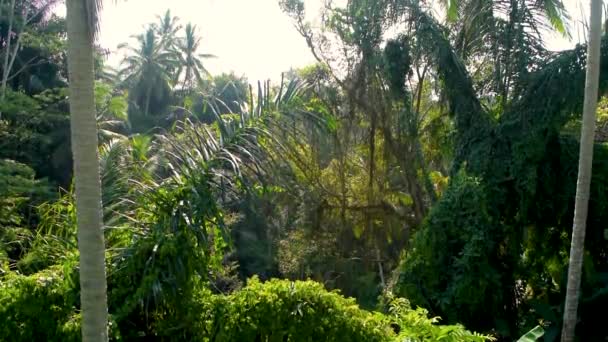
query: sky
88 0 586 82
97 0 325 82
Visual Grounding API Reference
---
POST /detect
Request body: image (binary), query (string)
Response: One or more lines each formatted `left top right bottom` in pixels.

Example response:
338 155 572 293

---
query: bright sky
97 0 326 82
91 0 585 82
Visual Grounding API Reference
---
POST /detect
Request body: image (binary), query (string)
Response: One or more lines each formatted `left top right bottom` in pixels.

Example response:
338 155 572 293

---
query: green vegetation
0 268 489 341
1 0 606 341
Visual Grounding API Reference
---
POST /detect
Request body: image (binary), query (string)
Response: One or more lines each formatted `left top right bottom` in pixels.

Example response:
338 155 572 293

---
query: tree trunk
561 0 602 341
0 0 15 120
144 82 153 116
66 0 108 341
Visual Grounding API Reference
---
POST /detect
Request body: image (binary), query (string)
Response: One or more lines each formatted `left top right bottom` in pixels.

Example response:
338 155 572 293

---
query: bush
0 264 80 342
0 159 55 269
1 266 491 342
206 277 393 341
178 277 491 342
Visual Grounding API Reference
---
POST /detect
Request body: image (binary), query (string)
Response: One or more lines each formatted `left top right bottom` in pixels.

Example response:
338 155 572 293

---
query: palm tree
65 0 108 341
561 0 603 340
444 0 570 104
154 9 182 48
119 27 178 117
175 23 215 90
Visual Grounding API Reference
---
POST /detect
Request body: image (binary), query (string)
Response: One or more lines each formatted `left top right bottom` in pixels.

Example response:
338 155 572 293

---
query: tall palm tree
119 27 178 117
65 0 108 341
154 9 181 48
175 23 215 90
561 0 603 341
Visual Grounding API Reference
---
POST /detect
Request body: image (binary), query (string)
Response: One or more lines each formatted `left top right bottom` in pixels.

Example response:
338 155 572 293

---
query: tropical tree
153 9 181 48
65 0 107 341
119 27 178 119
561 0 603 340
437 0 569 108
175 23 215 91
0 0 63 103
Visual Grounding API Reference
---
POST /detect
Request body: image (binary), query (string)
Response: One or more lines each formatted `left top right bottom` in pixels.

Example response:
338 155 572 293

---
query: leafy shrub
0 90 72 187
167 277 491 342
0 159 54 270
0 263 80 342
1 265 491 342
16 191 78 274
382 293 493 342
206 277 393 341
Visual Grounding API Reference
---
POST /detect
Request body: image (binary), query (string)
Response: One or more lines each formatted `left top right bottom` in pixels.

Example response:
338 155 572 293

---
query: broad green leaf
517 325 545 342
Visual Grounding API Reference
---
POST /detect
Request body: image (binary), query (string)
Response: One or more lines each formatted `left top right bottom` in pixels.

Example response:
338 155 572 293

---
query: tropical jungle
0 0 607 341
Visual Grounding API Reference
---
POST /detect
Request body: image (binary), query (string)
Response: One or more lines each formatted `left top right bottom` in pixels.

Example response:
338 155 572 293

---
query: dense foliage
1 0 607 340
0 267 492 341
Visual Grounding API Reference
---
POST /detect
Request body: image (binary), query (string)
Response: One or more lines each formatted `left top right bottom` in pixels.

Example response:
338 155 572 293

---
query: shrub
179 277 492 342
0 264 80 342
1 267 491 341
206 277 393 341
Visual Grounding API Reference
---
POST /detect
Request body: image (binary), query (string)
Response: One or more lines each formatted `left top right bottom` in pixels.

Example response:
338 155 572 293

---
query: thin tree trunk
2 0 15 96
376 247 385 289
561 0 602 341
0 0 15 119
66 0 108 341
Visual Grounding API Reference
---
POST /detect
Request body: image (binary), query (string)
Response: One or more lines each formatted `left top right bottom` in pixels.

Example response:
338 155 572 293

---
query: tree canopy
1 1 607 341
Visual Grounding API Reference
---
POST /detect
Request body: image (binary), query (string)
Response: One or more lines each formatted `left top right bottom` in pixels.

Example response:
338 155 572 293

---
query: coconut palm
444 0 570 103
175 23 215 91
65 0 108 340
561 0 603 340
154 9 182 49
119 27 178 118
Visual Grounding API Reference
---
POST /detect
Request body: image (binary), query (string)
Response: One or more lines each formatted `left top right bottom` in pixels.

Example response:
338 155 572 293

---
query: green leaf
399 192 414 206
542 0 570 37
446 0 458 22
325 115 338 133
517 325 545 342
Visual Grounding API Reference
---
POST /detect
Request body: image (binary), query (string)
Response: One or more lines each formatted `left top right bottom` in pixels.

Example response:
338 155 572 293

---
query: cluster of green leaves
0 257 126 342
16 191 76 274
0 1 68 94
0 159 53 270
201 278 393 341
391 2 608 339
0 263 491 342
108 170 228 337
395 172 503 328
204 278 491 342
0 261 81 342
0 89 72 187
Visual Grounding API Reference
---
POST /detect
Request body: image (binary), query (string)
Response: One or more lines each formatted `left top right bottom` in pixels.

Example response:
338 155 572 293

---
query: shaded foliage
392 2 608 339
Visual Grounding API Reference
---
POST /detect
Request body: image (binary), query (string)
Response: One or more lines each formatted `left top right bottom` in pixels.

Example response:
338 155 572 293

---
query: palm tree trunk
144 82 153 116
561 0 602 340
66 0 108 341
